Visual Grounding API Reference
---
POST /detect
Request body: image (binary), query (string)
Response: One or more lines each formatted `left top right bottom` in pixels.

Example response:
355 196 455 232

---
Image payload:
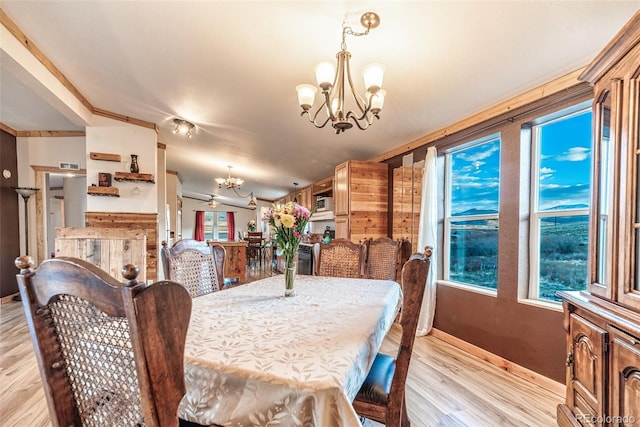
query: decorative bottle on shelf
130 154 139 173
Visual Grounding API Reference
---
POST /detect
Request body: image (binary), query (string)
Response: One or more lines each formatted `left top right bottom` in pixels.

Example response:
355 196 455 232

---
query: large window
529 106 592 302
204 212 228 241
444 135 501 290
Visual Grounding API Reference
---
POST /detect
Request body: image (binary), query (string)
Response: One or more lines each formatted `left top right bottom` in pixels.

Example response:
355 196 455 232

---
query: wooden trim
0 8 93 112
16 130 86 138
157 142 167 149
368 68 587 163
93 108 157 131
0 122 17 136
166 169 178 176
0 293 18 304
429 328 566 397
31 165 86 174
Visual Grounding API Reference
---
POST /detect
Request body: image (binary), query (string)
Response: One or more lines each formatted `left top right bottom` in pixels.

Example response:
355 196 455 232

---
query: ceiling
1 1 638 206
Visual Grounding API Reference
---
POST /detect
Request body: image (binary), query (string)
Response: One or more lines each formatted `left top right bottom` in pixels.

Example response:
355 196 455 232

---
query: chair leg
401 394 410 427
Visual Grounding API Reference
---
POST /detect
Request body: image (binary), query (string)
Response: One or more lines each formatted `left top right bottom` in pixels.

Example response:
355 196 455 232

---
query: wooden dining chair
352 247 432 427
161 239 226 297
316 238 366 278
365 237 401 281
15 255 192 427
246 231 264 267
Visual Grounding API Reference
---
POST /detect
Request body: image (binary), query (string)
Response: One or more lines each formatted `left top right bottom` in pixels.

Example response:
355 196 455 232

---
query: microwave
316 196 334 212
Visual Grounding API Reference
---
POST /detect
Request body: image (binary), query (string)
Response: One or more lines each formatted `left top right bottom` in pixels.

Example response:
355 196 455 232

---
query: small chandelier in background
296 11 386 134
173 118 195 138
216 165 244 189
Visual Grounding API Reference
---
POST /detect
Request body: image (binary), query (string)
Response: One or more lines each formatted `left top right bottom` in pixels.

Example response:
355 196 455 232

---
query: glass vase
284 259 296 297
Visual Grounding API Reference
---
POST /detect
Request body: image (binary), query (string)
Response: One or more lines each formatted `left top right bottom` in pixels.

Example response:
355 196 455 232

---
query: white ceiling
1 1 638 205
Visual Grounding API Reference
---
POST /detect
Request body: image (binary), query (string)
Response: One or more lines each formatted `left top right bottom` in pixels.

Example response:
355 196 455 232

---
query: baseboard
0 293 20 304
429 328 566 397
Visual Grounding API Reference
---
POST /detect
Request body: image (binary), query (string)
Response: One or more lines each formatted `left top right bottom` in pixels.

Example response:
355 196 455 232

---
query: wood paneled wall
392 165 423 252
85 212 158 282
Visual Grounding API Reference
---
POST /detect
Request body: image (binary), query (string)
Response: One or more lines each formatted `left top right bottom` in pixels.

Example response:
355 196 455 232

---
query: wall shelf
88 186 120 197
90 152 121 162
114 172 155 183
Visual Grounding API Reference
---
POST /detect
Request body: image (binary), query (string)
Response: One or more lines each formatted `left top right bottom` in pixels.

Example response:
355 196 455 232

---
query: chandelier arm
346 112 372 131
300 110 333 129
344 53 368 114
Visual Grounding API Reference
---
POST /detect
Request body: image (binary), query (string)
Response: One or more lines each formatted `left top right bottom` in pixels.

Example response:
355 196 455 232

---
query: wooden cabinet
558 293 640 427
208 240 247 283
558 11 640 427
333 160 388 242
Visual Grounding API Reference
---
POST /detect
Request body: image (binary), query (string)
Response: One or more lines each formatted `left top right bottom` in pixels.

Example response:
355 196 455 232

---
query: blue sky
450 110 592 215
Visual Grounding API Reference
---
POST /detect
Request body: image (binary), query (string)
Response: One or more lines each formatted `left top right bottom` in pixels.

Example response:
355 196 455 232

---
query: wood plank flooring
0 263 562 426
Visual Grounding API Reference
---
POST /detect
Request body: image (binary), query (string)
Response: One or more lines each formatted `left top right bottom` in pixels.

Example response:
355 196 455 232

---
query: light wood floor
0 263 562 426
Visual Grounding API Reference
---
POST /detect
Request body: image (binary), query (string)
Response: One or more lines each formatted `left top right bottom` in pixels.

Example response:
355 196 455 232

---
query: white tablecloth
178 274 401 426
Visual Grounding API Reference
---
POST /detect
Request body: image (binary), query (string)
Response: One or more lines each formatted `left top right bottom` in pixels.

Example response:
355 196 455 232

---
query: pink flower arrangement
263 202 313 267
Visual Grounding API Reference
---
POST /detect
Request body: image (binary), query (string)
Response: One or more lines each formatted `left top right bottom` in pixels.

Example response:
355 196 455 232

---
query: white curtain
416 146 438 336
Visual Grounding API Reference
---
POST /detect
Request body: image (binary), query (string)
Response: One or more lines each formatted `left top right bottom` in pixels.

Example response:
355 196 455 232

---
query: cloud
557 147 589 162
457 144 500 163
540 166 555 181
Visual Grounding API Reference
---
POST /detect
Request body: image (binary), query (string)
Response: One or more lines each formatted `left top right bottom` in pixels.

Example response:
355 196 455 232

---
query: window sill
517 297 563 312
437 280 497 297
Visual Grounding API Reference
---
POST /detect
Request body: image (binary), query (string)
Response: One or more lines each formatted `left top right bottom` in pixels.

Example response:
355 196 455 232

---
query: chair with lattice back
353 247 432 427
316 238 366 278
15 256 192 427
365 237 401 281
161 239 226 297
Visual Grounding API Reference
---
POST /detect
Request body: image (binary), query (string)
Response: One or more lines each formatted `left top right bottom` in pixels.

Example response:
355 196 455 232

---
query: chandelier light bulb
296 84 317 110
314 61 335 90
362 63 385 93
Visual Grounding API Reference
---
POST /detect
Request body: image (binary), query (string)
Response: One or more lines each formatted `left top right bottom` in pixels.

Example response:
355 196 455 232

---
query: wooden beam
0 8 94 112
16 130 86 138
157 142 167 150
368 68 588 163
93 108 157 131
0 122 17 136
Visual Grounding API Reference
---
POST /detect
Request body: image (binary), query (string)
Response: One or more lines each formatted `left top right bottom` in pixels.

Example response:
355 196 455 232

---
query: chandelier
296 12 386 134
173 118 195 138
214 165 257 209
216 165 244 189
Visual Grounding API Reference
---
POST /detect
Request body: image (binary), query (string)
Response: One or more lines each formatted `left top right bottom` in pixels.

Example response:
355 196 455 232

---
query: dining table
177 274 402 426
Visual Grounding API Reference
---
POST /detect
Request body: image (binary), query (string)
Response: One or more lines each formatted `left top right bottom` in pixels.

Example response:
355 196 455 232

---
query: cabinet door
335 215 349 240
610 328 640 424
568 314 607 426
334 161 349 216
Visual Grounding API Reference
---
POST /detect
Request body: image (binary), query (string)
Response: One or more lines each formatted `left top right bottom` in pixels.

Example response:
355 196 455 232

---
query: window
444 135 501 290
204 212 228 240
529 106 592 302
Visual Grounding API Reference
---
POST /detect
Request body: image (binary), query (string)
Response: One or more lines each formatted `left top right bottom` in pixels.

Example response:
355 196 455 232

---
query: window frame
204 211 228 241
443 134 501 292
527 104 592 303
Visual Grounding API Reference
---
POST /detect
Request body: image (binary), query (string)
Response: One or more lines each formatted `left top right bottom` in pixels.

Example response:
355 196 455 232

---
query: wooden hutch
557 11 640 426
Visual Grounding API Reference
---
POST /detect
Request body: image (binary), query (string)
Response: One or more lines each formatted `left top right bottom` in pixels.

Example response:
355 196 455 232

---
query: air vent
59 161 80 171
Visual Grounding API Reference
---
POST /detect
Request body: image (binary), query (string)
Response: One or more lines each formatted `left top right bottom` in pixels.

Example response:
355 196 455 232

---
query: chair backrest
161 239 225 297
15 256 192 427
391 247 432 402
316 238 365 278
364 237 400 280
247 231 263 246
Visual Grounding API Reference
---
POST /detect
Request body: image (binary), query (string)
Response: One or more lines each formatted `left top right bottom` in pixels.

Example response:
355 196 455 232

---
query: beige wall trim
93 108 157 131
369 68 587 163
0 8 94 112
0 122 17 136
157 142 167 150
16 130 86 138
429 328 565 397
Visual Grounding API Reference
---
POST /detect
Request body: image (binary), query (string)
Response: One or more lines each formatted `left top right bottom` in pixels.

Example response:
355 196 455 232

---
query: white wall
86 122 157 213
16 136 86 258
